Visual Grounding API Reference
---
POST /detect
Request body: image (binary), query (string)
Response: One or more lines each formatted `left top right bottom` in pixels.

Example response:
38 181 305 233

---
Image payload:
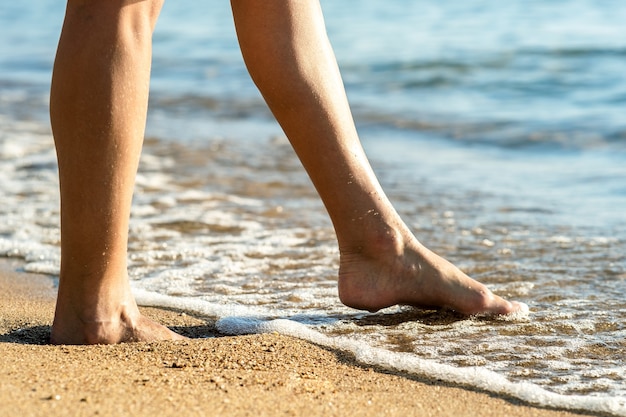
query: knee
64 0 163 35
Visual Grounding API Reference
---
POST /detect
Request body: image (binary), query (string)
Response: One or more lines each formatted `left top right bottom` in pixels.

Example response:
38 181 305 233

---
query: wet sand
0 261 596 417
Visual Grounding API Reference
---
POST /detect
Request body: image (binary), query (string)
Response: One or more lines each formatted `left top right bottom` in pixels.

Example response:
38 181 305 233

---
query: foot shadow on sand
0 325 52 345
0 324 219 345
351 308 469 327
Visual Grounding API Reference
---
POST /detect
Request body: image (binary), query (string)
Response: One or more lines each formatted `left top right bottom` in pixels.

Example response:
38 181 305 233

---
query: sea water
1 0 625 415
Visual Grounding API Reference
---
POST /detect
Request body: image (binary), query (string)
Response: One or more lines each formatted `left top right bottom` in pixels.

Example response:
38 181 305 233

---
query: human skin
49 0 183 344
49 0 524 345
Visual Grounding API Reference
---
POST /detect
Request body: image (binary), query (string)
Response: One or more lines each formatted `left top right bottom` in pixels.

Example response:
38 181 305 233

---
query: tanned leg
50 0 185 344
231 0 525 315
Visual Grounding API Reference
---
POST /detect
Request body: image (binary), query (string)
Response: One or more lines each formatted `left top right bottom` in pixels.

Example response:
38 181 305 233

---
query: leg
50 0 184 344
231 0 525 315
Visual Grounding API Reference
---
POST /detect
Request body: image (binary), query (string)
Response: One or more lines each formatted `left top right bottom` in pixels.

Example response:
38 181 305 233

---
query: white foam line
134 290 626 417
133 288 267 319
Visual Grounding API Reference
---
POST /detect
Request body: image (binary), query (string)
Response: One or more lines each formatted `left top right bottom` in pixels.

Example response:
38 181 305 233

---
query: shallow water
1 0 625 414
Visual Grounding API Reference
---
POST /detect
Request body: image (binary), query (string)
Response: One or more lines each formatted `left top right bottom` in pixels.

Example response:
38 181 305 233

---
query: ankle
338 221 407 259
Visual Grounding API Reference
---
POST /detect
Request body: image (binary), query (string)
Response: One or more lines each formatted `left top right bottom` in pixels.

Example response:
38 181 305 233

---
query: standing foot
50 314 186 345
50 283 186 345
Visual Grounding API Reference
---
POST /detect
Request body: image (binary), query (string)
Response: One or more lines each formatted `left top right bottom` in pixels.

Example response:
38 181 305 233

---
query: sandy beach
0 260 597 417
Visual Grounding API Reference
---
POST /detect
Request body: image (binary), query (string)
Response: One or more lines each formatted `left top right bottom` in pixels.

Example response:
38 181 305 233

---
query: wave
355 111 626 151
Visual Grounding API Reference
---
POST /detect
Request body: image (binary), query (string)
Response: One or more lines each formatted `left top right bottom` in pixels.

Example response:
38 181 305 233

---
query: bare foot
50 309 186 345
50 313 186 345
50 286 186 345
337 230 526 316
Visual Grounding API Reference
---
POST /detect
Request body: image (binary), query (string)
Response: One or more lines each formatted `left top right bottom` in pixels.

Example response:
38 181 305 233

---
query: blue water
1 1 625 414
